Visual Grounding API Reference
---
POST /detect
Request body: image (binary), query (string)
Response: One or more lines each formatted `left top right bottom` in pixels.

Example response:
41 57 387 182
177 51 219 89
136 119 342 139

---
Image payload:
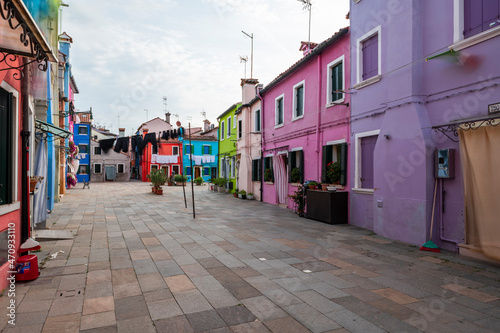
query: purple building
349 0 500 259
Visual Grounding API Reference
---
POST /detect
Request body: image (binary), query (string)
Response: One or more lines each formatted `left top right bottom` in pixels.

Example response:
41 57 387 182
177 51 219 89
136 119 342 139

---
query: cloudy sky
62 0 349 136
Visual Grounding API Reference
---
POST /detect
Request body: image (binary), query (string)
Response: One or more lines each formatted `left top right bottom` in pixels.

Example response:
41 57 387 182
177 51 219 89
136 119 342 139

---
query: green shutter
288 152 293 183
340 143 347 186
322 145 332 183
298 150 304 184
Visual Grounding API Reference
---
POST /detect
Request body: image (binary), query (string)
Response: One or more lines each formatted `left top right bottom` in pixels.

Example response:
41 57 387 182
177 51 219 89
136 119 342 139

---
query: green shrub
194 177 204 185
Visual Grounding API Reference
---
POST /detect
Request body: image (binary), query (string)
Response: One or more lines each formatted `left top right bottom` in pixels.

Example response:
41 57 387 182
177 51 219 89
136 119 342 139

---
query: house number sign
488 102 500 114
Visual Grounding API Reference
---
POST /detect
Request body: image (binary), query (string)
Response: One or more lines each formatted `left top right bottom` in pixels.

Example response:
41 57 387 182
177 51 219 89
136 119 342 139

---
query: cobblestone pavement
2 182 500 332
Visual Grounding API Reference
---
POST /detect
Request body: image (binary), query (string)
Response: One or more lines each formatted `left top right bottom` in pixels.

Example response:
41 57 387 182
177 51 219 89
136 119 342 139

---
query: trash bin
16 255 39 281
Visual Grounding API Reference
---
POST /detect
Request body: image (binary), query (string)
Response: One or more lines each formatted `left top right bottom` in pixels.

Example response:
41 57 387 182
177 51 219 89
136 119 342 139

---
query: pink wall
261 30 350 209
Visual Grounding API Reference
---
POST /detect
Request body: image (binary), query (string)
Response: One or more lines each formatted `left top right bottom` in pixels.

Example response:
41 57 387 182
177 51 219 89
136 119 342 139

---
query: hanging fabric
272 155 288 205
33 139 48 225
131 135 143 152
141 132 158 154
99 138 116 153
114 137 130 153
162 130 169 140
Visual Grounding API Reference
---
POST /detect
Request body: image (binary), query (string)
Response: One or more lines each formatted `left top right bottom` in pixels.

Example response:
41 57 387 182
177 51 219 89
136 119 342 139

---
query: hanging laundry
178 127 183 137
173 129 178 138
162 130 169 140
141 132 158 154
131 135 143 152
114 137 130 153
99 138 116 154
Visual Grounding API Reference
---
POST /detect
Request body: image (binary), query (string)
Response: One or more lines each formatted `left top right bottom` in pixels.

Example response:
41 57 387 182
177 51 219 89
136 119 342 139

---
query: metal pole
189 123 195 218
250 33 253 78
182 171 187 208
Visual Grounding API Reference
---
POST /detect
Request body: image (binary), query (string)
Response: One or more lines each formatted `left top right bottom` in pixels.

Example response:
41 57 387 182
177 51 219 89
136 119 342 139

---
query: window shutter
336 64 343 101
464 0 483 38
483 0 500 32
288 152 293 183
209 145 212 155
340 143 347 186
361 136 377 189
298 150 304 184
362 34 378 80
321 145 329 183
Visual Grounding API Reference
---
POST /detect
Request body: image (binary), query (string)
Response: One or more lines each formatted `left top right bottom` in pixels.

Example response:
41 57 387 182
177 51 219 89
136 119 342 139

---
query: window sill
352 188 374 194
265 181 274 185
452 26 500 51
326 98 345 108
274 124 284 129
292 115 304 122
353 75 381 90
0 202 20 216
290 182 301 187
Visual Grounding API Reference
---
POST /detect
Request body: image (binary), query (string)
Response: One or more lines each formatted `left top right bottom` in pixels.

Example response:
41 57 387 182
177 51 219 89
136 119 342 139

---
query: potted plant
148 169 168 194
327 161 341 184
239 190 246 199
194 177 204 186
307 181 318 189
218 178 226 193
288 187 306 213
290 167 300 183
174 174 187 186
264 168 273 182
233 188 239 198
29 175 44 193
247 192 254 200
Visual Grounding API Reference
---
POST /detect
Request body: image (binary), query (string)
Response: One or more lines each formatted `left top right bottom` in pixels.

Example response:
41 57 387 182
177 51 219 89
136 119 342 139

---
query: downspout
21 62 30 246
316 53 322 180
439 179 459 252
257 86 264 202
217 120 220 178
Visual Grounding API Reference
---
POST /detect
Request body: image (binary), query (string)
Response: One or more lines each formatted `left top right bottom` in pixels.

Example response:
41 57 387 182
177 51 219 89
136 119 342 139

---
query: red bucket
16 255 40 281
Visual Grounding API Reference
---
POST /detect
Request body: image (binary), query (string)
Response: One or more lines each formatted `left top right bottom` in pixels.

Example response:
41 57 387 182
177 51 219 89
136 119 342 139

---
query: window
464 0 500 38
233 115 237 128
238 119 243 139
264 156 274 182
117 164 124 174
251 159 261 181
293 81 304 120
203 167 210 176
227 117 231 138
220 121 225 141
327 56 344 104
288 150 304 183
186 167 192 176
78 165 90 175
151 165 159 172
231 156 236 178
172 165 179 175
0 88 14 206
94 163 102 174
94 146 102 155
172 146 179 155
78 144 88 154
322 142 347 185
275 95 284 127
220 158 225 177
185 144 194 154
354 131 379 191
356 26 381 85
78 126 88 135
254 109 261 132
203 145 211 155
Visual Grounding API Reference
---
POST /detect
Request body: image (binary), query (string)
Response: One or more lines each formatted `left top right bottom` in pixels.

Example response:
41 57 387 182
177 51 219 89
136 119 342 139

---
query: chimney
119 128 125 137
240 78 259 104
203 119 211 132
165 112 171 124
299 41 318 56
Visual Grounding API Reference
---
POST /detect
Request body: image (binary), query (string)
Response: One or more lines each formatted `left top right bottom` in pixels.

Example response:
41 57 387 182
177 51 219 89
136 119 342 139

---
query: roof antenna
239 55 248 78
298 0 312 49
200 111 207 120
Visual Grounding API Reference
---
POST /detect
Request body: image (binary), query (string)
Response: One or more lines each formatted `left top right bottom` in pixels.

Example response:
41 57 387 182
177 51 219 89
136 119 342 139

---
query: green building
217 103 241 192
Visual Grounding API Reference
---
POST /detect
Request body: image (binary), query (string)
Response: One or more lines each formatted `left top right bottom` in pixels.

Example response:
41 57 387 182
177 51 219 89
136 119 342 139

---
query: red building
140 129 184 181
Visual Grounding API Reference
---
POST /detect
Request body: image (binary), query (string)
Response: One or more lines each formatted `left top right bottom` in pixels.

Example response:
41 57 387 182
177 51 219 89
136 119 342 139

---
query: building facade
260 28 351 210
73 112 92 183
218 103 241 192
182 121 218 182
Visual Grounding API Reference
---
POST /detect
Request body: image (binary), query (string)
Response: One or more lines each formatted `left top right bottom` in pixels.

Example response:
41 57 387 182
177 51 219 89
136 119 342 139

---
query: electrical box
435 149 455 179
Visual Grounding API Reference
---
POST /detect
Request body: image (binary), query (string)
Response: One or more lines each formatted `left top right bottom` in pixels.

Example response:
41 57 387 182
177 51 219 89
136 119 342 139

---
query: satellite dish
176 121 181 127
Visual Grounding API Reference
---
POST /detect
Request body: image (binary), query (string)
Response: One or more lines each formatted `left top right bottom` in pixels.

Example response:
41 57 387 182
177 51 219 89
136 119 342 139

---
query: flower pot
233 193 238 198
156 188 163 195
247 195 254 200
321 184 329 191
218 186 225 193
29 180 38 193
238 194 242 199
152 186 156 193
308 185 316 190
241 195 246 200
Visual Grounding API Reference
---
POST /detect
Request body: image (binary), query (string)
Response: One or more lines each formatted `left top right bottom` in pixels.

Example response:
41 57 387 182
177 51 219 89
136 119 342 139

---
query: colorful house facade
218 103 241 192
348 0 500 258
182 121 218 182
235 79 262 200
73 111 92 183
260 28 350 210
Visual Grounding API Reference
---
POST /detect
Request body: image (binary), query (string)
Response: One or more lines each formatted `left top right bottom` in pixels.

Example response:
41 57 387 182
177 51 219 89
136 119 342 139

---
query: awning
432 114 500 142
35 119 72 139
0 0 57 78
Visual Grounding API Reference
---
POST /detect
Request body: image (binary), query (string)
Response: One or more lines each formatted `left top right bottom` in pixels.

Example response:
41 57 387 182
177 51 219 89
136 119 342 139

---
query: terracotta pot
156 188 163 195
308 185 316 190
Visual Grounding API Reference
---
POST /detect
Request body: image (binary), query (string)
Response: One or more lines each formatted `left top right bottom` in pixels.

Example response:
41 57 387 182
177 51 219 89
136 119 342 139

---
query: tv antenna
163 96 168 113
239 55 248 78
298 0 312 49
201 110 207 120
241 30 253 78
172 113 179 121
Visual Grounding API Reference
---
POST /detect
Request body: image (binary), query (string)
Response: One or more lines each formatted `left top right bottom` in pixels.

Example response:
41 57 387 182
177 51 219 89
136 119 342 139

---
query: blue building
73 112 92 183
182 122 218 182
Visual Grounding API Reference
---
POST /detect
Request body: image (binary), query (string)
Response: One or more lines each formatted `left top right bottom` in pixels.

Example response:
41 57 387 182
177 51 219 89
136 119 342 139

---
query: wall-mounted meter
435 149 455 179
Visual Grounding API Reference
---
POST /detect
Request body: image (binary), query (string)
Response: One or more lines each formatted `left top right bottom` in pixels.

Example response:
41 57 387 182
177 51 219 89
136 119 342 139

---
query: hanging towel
99 138 116 154
114 137 130 153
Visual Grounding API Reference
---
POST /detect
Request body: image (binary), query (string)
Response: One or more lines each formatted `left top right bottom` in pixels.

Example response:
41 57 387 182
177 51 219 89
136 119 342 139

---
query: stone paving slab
3 182 500 332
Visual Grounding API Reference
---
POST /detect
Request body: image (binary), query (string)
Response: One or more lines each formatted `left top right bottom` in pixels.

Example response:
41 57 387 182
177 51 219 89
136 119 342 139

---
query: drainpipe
316 54 322 180
439 178 459 252
217 120 220 178
257 86 264 202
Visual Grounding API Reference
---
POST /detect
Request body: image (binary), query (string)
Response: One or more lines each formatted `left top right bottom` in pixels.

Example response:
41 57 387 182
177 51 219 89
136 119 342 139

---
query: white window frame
227 117 231 138
78 164 89 175
326 55 345 106
254 109 261 133
220 120 225 141
0 81 19 215
94 163 102 174
355 25 382 88
237 119 243 140
78 144 89 155
275 94 284 128
172 146 179 156
117 163 125 174
93 146 101 155
78 126 88 135
150 164 159 172
292 80 305 121
172 165 180 175
353 129 380 194
452 0 500 50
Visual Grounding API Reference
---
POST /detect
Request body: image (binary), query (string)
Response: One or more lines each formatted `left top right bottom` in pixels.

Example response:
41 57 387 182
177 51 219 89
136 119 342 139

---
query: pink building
260 28 350 214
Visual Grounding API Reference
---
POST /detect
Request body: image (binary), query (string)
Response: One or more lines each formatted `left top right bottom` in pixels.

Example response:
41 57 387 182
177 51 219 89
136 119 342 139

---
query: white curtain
273 154 287 204
34 140 48 225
